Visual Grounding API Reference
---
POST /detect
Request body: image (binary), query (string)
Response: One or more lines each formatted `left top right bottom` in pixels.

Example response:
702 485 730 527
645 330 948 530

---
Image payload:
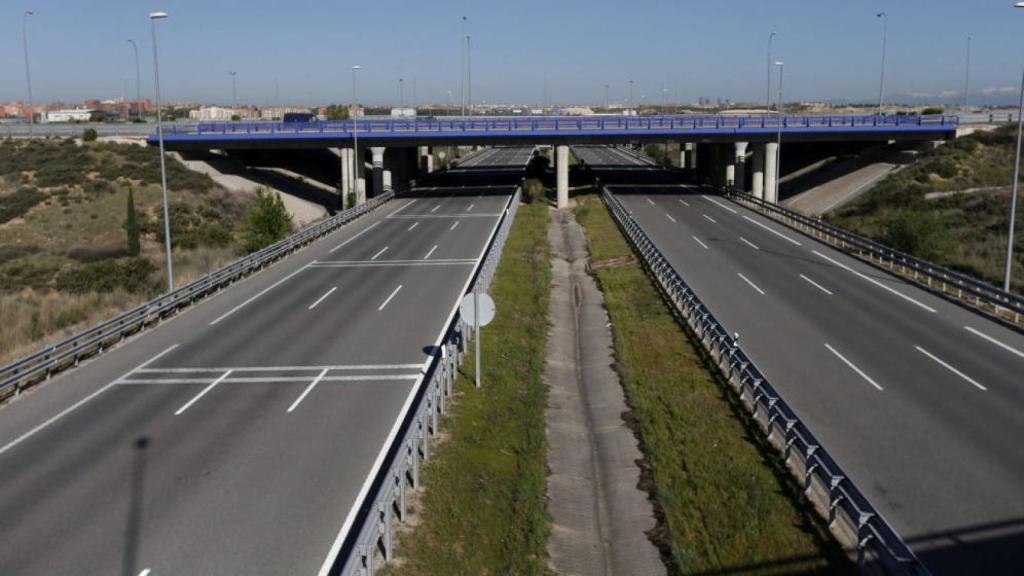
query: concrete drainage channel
544 208 664 576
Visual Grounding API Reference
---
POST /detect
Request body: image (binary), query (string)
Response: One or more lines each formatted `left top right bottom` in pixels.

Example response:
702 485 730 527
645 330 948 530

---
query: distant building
390 107 417 118
45 109 111 122
188 106 254 121
260 107 312 121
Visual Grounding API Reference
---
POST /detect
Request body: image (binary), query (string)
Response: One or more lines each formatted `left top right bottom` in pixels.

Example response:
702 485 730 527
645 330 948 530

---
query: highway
0 145 534 575
574 145 1024 575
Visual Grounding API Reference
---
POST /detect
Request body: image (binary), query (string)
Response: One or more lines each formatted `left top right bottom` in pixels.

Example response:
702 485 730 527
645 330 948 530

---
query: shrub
882 210 951 262
56 257 156 294
82 128 98 142
125 188 141 256
152 200 234 250
921 107 944 116
240 189 293 253
0 187 47 223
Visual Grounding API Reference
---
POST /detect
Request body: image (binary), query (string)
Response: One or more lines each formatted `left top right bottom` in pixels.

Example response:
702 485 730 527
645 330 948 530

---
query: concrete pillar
383 170 392 192
733 141 748 192
418 146 434 177
556 144 569 209
686 142 697 171
679 143 688 169
370 146 386 197
764 142 779 204
725 161 735 189
751 144 765 200
340 148 351 201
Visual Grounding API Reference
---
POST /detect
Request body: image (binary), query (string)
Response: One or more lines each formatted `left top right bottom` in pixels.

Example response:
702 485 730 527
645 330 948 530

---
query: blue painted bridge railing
158 114 958 139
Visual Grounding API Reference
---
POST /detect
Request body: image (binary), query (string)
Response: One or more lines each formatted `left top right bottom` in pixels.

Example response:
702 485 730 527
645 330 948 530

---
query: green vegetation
576 195 851 575
82 128 98 142
323 104 350 120
125 188 140 256
0 187 46 224
828 125 1024 292
381 201 551 576
240 189 293 253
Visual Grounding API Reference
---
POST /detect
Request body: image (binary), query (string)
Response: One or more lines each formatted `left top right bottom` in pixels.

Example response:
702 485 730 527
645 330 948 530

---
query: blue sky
2 0 1024 107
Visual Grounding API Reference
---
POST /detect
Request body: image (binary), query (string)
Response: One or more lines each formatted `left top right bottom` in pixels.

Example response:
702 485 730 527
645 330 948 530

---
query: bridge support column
370 147 386 197
764 142 779 204
724 144 735 188
383 170 392 192
556 144 569 209
751 144 765 200
418 146 433 178
685 142 697 171
733 141 748 192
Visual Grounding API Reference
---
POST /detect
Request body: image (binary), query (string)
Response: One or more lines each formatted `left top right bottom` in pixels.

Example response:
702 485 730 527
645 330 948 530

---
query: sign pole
474 287 481 388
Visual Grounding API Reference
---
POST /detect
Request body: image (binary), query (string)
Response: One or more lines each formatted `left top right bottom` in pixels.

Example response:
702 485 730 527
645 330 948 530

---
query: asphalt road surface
0 146 534 575
574 144 1024 575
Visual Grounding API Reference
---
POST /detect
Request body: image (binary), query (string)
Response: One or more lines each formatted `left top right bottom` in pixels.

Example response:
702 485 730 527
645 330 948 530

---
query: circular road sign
460 292 495 327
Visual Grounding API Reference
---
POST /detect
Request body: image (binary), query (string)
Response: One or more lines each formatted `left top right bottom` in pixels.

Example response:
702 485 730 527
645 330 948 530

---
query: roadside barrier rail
0 190 397 404
600 186 929 575
337 187 521 576
720 187 1024 326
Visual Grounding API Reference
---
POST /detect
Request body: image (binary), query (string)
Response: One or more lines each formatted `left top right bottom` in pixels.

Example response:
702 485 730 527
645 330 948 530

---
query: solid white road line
824 344 884 391
702 214 717 224
174 370 233 416
136 364 424 373
407 222 419 231
287 368 330 413
329 221 381 253
370 246 388 260
308 286 337 310
692 236 709 250
666 213 677 223
450 220 460 230
915 346 987 391
378 285 403 311
210 263 314 325
430 204 441 213
705 196 738 214
737 272 765 295
646 197 656 206
741 215 803 246
678 198 690 207
813 250 937 313
124 374 420 385
799 274 834 295
0 344 179 457
739 237 760 250
423 245 438 260
964 326 1024 360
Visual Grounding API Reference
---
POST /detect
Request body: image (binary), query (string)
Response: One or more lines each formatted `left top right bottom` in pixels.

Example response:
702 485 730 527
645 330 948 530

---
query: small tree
124 188 140 256
82 128 98 142
241 188 293 253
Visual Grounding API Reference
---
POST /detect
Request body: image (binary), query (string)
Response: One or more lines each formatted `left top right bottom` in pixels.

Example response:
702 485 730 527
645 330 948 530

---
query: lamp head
149 12 169 20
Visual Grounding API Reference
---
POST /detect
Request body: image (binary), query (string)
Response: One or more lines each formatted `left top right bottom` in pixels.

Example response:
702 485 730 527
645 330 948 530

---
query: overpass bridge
148 114 958 208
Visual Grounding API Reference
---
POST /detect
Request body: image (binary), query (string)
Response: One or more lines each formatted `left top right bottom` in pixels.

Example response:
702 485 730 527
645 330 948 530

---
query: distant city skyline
3 0 1024 107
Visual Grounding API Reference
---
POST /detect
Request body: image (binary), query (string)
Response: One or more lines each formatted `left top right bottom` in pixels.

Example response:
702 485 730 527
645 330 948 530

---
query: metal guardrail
337 187 521 576
720 187 1024 326
0 190 398 404
599 186 929 575
164 114 959 138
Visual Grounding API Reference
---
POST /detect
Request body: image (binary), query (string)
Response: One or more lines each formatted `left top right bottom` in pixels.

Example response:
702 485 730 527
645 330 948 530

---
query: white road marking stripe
964 326 1024 360
138 570 152 576
0 344 179 457
329 221 381 253
174 370 232 416
308 286 337 310
450 220 460 231
386 214 499 219
123 374 420 385
741 215 803 246
287 368 330 412
388 199 417 217
739 237 760 250
825 344 884 391
666 213 677 223
705 196 738 214
800 274 833 295
692 236 709 250
210 263 313 325
737 272 765 295
813 250 936 313
370 246 388 260
430 204 441 213
310 261 475 268
678 198 690 207
646 197 656 206
915 346 987 391
424 245 438 260
378 285 403 311
407 222 419 231
466 203 475 212
136 364 424 373
703 214 717 224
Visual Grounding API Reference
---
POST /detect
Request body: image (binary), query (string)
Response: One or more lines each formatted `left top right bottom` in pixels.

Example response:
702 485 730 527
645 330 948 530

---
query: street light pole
399 77 404 108
963 35 972 110
775 61 785 203
150 11 173 292
128 39 141 121
229 71 237 114
876 12 888 115
629 79 634 112
460 15 467 116
1007 65 1024 292
766 31 776 112
351 65 361 201
605 83 610 110
22 11 34 134
466 34 472 116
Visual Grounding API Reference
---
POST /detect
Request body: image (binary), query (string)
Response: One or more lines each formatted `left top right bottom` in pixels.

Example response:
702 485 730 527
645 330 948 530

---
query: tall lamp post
229 71 238 114
876 12 888 116
605 83 610 110
766 31 776 112
628 79 634 112
351 65 362 201
460 15 467 116
466 34 472 116
150 11 174 292
22 11 34 133
774 61 785 203
963 35 972 111
128 39 141 121
1006 4 1024 292
399 77 404 108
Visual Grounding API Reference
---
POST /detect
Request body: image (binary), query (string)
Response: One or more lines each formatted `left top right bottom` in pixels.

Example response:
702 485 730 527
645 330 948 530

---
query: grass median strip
575 195 853 575
380 200 551 575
